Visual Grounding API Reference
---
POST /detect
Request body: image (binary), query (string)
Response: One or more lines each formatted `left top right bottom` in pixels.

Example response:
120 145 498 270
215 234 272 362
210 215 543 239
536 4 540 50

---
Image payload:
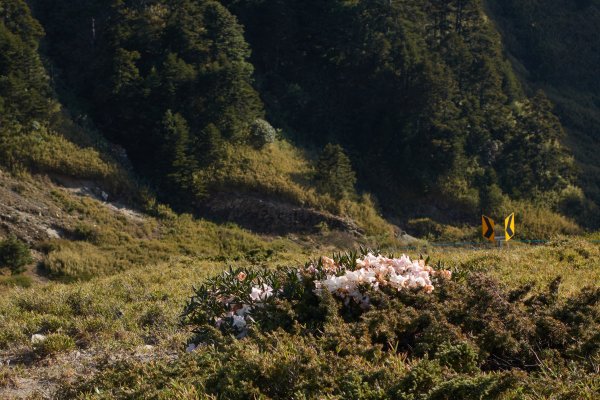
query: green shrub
34 333 76 356
139 303 171 329
0 365 18 389
436 342 480 373
0 235 33 274
173 251 598 398
72 223 102 244
406 218 476 241
498 200 580 239
48 247 599 399
0 274 32 288
558 185 586 216
407 218 443 239
249 118 277 149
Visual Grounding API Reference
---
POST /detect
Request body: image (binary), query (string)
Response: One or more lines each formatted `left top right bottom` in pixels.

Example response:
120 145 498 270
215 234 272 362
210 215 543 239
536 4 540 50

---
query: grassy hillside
0 0 393 241
0 2 597 398
1 238 598 398
0 168 353 286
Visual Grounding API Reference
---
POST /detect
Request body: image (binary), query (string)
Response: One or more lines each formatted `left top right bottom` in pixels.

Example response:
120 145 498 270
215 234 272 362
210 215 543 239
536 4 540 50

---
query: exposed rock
205 193 363 235
45 228 61 239
0 170 145 242
31 334 47 344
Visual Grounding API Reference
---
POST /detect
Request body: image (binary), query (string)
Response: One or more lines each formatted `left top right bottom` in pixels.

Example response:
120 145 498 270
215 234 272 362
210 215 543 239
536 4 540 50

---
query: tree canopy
1 0 586 224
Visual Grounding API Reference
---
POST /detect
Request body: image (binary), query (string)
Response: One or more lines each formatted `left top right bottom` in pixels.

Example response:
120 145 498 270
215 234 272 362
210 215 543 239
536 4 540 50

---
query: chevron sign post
505 213 515 242
481 215 495 243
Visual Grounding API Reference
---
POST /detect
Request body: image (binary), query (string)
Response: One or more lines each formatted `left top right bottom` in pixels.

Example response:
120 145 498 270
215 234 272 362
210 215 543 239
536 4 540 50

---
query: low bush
61 250 599 399
248 119 277 149
0 274 32 288
498 200 580 239
0 235 33 274
33 333 76 356
406 218 476 241
178 252 595 398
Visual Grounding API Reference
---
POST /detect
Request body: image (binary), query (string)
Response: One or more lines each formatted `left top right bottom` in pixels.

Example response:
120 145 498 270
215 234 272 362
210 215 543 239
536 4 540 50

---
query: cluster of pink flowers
187 253 450 350
312 253 451 308
215 273 274 340
187 278 275 351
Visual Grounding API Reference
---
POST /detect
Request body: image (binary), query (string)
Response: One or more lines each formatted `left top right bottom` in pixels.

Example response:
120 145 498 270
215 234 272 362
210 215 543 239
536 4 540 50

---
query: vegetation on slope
0 0 392 237
222 0 578 218
1 241 597 399
0 170 311 284
29 0 286 210
486 0 600 227
0 2 597 398
0 0 134 199
24 0 584 228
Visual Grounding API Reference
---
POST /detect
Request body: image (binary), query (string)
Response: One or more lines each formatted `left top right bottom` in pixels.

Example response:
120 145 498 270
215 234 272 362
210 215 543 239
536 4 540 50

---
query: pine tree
159 110 204 207
0 0 53 128
315 144 356 200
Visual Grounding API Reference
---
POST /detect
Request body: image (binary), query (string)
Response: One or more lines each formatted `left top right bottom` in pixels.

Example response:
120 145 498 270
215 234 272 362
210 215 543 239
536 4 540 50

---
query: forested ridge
1 0 597 230
485 0 600 226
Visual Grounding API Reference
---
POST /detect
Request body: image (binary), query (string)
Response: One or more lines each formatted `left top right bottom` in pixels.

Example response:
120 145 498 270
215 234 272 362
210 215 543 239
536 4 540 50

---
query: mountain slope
26 0 582 228
221 0 578 220
19 0 394 237
485 0 600 226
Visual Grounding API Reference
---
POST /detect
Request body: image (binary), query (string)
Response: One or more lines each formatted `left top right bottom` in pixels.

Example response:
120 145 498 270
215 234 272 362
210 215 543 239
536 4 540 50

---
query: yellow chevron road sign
482 215 495 242
505 213 515 241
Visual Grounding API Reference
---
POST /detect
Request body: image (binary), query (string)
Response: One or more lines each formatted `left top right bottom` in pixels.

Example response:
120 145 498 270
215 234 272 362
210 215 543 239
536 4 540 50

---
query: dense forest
486 0 600 225
1 0 597 228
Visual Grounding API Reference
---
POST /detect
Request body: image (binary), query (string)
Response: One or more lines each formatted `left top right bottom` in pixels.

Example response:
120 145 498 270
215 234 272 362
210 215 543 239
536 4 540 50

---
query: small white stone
31 334 47 344
185 343 196 353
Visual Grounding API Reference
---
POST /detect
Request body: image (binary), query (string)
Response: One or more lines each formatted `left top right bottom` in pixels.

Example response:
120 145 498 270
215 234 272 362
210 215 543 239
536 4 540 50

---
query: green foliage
0 239 598 397
477 169 505 213
158 110 205 209
497 93 574 199
0 235 32 274
18 0 583 225
60 252 600 399
223 0 578 214
249 118 277 149
33 187 306 282
315 144 357 200
0 127 132 195
436 342 479 374
498 200 580 239
0 274 32 288
0 0 54 128
0 1 137 201
486 0 600 226
33 0 264 208
339 194 395 239
406 218 475 242
33 333 76 356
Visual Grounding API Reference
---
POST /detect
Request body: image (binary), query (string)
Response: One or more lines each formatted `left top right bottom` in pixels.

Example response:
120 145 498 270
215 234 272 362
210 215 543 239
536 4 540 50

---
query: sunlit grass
426 236 600 297
199 140 394 238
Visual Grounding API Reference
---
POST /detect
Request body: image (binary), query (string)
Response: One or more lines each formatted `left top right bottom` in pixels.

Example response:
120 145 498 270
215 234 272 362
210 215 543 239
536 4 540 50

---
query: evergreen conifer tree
315 144 356 200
